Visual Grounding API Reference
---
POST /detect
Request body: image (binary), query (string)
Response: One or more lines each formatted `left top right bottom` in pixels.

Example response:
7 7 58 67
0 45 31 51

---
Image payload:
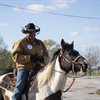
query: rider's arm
12 40 31 64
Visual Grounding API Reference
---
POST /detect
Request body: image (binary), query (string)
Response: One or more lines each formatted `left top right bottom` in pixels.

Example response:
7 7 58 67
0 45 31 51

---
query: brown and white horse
0 39 88 100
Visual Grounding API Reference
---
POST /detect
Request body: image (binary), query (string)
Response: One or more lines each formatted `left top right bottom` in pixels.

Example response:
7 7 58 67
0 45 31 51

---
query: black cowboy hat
21 23 40 34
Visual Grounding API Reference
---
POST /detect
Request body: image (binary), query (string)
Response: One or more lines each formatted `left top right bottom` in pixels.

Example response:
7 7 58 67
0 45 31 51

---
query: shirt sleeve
12 40 31 64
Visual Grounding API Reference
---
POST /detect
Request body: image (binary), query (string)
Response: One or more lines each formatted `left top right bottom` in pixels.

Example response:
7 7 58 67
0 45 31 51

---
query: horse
0 39 88 100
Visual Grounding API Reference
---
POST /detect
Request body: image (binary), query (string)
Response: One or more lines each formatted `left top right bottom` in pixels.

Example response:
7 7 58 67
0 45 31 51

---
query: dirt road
62 76 100 100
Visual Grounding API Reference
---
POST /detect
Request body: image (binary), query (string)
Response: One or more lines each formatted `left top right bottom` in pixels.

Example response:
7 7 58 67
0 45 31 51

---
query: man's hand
38 56 44 63
31 54 38 63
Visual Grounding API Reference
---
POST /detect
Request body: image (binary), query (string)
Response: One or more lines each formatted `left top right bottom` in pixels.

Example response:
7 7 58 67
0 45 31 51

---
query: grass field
96 89 100 95
86 72 100 76
68 71 100 77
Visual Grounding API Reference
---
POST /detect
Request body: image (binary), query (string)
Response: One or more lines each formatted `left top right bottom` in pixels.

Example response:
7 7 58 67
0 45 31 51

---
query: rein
63 77 75 92
51 67 75 93
51 68 67 75
60 49 85 92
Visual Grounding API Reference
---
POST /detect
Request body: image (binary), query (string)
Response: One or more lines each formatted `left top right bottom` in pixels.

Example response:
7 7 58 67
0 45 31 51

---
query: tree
0 36 13 73
0 35 6 49
84 46 100 75
0 52 13 73
43 39 60 58
98 66 100 72
0 36 7 57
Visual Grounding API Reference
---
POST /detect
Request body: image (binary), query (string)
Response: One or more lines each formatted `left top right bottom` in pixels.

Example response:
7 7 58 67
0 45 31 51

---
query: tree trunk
89 66 91 76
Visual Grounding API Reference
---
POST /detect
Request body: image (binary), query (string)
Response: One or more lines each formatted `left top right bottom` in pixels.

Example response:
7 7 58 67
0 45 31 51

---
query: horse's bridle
51 49 87 93
51 49 86 75
60 49 82 73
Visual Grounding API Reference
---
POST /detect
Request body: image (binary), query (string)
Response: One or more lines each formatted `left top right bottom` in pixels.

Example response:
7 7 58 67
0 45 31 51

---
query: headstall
60 49 81 73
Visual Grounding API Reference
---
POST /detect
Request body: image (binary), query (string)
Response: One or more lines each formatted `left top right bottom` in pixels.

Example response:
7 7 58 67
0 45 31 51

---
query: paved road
62 76 100 100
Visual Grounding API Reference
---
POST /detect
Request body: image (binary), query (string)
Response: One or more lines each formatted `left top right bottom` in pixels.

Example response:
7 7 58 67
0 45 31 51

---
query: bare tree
0 36 7 48
0 36 7 57
84 46 100 75
98 66 100 72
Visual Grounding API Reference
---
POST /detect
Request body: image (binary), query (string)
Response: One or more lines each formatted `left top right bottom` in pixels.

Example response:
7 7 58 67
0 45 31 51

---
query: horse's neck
50 57 67 92
27 57 67 100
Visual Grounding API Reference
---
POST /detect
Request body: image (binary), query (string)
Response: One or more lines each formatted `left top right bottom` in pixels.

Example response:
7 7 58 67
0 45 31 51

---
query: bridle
59 49 87 78
51 49 88 93
59 49 85 93
51 49 83 75
51 49 87 76
51 49 87 93
60 49 82 73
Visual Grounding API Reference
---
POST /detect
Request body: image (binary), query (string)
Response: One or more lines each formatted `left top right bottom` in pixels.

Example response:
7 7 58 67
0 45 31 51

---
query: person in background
12 23 49 100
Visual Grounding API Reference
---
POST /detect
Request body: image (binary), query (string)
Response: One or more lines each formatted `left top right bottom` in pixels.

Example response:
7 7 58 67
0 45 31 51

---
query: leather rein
60 49 82 92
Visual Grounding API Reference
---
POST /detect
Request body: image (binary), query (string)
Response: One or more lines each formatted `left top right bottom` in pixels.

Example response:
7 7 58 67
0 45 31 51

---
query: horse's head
59 39 88 74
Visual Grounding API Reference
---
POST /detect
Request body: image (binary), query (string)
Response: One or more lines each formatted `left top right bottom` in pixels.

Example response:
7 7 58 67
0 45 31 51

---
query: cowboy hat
21 23 40 34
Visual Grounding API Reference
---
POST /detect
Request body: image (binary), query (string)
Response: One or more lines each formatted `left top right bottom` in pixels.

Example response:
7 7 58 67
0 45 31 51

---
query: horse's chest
44 90 62 100
36 85 62 100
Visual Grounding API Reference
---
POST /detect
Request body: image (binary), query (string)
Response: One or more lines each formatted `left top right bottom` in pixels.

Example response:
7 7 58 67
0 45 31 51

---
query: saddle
0 66 43 91
1 73 17 87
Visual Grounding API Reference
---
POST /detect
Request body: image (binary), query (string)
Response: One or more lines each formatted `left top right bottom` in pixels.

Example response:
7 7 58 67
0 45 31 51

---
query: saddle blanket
0 73 16 91
0 73 36 92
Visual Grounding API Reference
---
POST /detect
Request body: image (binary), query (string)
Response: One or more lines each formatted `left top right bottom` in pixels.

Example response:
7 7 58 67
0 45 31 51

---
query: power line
0 3 100 20
1 0 100 2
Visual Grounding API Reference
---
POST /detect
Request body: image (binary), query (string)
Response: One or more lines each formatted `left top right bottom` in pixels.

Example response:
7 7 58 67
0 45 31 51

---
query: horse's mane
50 49 61 62
37 49 61 88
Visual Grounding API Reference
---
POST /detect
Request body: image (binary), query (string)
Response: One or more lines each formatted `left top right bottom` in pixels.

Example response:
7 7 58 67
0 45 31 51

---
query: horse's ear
71 41 74 49
61 39 65 48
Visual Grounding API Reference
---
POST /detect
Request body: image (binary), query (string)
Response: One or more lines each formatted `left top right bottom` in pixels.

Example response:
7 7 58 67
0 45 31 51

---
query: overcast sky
0 0 100 53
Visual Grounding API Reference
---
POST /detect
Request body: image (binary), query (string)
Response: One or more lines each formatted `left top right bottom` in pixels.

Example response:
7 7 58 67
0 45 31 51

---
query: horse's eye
66 49 70 52
66 49 71 54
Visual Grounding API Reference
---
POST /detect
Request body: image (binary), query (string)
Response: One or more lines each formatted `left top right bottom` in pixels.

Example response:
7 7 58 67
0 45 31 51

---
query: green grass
96 90 100 95
86 72 100 76
68 72 100 77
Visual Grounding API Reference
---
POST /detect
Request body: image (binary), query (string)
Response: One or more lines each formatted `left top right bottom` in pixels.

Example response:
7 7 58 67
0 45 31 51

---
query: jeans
12 68 29 100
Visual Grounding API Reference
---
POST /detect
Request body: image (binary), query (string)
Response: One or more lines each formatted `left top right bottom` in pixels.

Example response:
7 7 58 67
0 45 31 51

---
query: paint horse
0 39 88 100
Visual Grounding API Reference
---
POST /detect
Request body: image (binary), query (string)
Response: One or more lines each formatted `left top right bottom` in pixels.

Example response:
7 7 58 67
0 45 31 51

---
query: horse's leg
0 88 10 100
0 88 4 100
44 90 62 100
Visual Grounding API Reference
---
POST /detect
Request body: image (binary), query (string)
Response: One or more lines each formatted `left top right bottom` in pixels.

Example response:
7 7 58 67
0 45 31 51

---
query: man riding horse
12 23 49 100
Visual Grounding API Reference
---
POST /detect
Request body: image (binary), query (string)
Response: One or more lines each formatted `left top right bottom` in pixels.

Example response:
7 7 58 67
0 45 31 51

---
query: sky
0 0 100 53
